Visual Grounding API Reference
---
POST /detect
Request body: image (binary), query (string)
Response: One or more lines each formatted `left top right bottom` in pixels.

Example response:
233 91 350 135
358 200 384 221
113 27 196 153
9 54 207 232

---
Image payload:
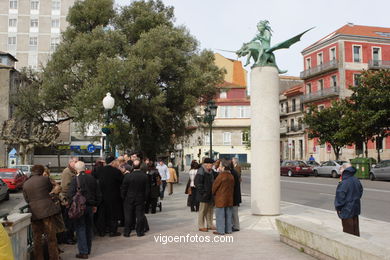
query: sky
114 0 390 77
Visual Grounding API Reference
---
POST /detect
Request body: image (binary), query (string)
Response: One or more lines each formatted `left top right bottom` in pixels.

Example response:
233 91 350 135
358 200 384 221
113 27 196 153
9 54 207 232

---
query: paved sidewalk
61 179 390 259
61 182 313 260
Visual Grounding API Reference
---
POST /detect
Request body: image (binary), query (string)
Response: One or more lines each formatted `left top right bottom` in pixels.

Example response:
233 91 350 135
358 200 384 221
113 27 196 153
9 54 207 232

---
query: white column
250 66 280 215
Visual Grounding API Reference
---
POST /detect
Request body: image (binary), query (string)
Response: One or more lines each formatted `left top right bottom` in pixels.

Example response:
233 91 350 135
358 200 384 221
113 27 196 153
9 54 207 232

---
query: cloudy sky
114 0 389 77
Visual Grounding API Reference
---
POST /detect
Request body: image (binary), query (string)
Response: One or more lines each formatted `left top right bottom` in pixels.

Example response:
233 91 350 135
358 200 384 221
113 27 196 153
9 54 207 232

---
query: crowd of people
22 151 172 259
21 152 242 259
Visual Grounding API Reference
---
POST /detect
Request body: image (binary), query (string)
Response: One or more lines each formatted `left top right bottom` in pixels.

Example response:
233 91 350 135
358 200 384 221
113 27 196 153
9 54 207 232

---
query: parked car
305 160 320 169
12 165 33 177
280 160 313 177
369 160 390 181
0 168 28 191
0 179 9 201
313 160 348 178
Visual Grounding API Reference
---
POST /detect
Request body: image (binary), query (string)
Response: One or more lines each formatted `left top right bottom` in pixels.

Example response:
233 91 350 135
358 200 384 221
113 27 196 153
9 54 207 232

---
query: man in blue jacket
334 163 363 236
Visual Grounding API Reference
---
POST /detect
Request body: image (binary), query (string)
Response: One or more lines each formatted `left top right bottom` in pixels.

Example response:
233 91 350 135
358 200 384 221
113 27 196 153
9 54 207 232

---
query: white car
0 179 10 202
13 165 33 177
313 160 348 178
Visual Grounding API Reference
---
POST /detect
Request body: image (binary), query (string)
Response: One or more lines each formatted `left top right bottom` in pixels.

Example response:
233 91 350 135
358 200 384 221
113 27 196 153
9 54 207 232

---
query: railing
368 60 390 69
302 86 339 103
300 59 339 79
287 125 303 133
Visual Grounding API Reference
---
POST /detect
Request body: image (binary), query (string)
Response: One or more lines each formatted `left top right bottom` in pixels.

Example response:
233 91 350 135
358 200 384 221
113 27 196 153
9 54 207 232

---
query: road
241 173 390 222
0 190 26 217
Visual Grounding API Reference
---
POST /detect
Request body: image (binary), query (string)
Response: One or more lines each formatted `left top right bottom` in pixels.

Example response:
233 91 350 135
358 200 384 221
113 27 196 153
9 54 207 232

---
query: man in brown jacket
212 159 235 235
60 156 78 244
23 164 61 260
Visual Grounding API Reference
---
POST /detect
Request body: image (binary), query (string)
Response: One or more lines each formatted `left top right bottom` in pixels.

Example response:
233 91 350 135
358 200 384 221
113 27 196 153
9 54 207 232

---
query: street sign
87 144 96 153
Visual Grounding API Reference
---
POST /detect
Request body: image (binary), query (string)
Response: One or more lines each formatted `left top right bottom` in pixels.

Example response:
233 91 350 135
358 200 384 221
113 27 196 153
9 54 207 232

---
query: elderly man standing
156 159 169 200
195 158 215 232
68 161 101 259
23 165 61 260
335 163 363 236
60 156 78 245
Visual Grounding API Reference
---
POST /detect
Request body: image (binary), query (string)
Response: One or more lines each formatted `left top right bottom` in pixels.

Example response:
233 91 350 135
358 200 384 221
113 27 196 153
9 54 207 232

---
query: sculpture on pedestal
236 20 313 73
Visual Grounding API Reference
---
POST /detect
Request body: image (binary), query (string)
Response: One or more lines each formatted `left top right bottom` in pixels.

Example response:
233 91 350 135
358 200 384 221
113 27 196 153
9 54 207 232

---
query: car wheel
288 170 293 177
331 171 338 178
5 191 9 201
369 173 376 181
313 170 318 177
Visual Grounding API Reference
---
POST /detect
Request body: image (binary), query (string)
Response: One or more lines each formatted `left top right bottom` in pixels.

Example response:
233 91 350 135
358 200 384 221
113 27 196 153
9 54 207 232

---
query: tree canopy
12 0 224 158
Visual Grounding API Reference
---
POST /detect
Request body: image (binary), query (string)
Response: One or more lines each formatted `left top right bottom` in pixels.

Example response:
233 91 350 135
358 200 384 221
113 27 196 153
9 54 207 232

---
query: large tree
303 100 353 160
12 0 224 158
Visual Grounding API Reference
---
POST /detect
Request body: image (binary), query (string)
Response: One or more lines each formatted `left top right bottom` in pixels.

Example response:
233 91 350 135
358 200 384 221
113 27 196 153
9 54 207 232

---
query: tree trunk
364 140 369 157
333 146 340 160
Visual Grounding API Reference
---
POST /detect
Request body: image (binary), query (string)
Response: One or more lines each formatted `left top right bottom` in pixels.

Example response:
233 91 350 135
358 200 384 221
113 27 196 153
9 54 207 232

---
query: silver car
0 179 9 202
313 160 348 178
369 160 390 181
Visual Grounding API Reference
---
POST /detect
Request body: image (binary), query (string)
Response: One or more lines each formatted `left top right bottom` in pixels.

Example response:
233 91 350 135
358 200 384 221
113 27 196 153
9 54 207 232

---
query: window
238 106 250 118
372 47 381 65
29 36 38 46
306 58 311 69
223 132 231 145
292 99 296 112
10 0 17 9
219 106 232 118
290 119 295 129
318 79 324 91
241 131 249 145
353 46 361 62
31 0 39 10
51 18 60 28
8 36 16 45
9 18 17 27
331 75 337 87
28 54 38 68
330 48 336 60
353 74 361 86
306 83 311 94
50 37 60 51
317 53 323 65
52 0 60 10
204 133 212 145
30 19 38 27
220 90 227 99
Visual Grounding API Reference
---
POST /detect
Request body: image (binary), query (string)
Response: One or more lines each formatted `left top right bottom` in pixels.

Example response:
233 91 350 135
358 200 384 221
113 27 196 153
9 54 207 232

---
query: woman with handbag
186 160 200 212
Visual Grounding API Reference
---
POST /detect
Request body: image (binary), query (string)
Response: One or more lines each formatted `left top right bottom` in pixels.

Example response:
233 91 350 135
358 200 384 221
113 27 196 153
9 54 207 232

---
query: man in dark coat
145 162 161 214
121 159 150 237
23 164 61 260
334 163 363 236
194 158 215 232
68 161 101 259
97 156 123 237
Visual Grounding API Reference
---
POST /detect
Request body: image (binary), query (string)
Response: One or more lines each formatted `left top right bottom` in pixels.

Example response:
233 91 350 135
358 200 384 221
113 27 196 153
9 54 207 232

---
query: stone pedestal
2 213 31 260
250 66 280 215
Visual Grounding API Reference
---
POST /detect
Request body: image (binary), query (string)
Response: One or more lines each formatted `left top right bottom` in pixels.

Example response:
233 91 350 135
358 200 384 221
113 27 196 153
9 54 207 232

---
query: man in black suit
97 156 123 237
121 159 150 237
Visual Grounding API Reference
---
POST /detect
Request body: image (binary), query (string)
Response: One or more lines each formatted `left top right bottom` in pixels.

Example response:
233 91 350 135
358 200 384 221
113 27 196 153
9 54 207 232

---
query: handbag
68 176 86 219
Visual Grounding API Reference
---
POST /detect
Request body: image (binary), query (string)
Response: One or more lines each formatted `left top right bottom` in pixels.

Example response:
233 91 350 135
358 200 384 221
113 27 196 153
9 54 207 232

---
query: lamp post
102 92 115 158
204 100 218 160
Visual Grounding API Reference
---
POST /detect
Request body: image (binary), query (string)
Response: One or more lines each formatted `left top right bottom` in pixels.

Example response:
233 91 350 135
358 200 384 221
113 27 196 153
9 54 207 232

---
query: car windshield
336 161 347 165
298 161 307 167
0 172 16 178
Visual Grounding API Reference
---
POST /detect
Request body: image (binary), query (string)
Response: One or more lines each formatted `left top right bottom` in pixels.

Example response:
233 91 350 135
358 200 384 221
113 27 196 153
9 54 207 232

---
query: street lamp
102 92 115 158
204 100 218 160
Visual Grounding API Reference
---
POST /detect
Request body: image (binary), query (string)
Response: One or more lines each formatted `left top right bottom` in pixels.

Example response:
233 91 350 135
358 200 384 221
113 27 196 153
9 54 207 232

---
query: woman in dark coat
229 160 242 232
186 160 200 212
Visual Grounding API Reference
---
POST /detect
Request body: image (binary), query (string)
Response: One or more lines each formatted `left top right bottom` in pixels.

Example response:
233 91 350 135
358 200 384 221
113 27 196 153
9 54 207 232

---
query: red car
280 160 313 177
0 168 28 191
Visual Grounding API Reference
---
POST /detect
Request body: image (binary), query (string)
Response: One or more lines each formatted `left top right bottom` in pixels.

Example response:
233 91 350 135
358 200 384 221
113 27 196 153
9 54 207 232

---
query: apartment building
300 23 390 161
0 0 76 70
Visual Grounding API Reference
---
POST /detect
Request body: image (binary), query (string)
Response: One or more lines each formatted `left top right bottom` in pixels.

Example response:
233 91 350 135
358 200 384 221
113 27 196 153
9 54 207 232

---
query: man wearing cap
195 158 216 232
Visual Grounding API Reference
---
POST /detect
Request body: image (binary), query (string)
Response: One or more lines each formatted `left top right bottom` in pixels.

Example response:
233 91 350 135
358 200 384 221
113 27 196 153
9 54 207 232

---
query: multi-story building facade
280 84 306 161
0 51 20 167
0 0 76 70
182 53 250 168
301 23 390 161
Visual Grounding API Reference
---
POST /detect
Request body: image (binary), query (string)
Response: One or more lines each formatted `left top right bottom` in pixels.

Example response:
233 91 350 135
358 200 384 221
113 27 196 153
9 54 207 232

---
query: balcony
368 60 390 70
287 125 304 133
280 126 287 134
302 86 339 103
300 59 339 79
